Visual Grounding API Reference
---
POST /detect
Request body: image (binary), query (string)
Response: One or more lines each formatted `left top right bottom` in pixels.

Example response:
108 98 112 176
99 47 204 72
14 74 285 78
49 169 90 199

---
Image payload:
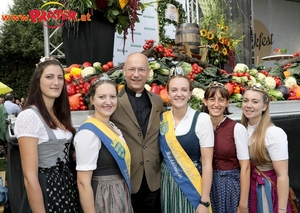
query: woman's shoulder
16 107 39 122
267 125 286 135
266 125 287 140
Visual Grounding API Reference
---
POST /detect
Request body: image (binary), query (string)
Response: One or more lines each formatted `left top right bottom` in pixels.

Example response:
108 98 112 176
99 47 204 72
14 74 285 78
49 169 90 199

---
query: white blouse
74 121 125 171
233 122 250 160
14 108 72 144
247 124 289 161
172 106 214 148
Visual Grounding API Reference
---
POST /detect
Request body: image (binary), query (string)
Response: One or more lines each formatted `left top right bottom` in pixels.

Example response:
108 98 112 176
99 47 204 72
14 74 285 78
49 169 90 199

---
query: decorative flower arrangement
198 0 245 69
59 0 146 45
273 47 287 55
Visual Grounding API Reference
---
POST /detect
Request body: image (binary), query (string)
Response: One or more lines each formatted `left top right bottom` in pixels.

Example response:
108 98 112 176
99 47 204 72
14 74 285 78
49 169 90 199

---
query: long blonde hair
241 89 273 164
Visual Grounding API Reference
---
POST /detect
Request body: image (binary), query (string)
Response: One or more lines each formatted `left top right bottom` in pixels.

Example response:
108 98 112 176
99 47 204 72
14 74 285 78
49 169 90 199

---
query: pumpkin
224 83 233 96
159 89 170 104
68 93 81 108
292 85 300 94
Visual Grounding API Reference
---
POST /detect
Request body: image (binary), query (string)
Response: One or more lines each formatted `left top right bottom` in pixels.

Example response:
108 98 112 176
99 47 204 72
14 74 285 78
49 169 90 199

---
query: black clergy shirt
125 85 151 138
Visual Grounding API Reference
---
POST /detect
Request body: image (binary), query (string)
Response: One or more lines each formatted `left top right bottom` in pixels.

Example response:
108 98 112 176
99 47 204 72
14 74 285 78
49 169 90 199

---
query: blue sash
78 117 131 192
159 111 211 212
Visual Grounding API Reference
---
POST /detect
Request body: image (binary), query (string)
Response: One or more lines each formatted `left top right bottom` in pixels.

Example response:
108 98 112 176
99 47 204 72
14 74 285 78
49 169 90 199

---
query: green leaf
111 9 120 16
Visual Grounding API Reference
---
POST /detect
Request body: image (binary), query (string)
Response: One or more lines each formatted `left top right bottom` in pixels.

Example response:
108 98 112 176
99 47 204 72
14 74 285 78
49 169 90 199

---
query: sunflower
222 47 228 56
214 44 219 51
207 32 214 40
219 37 225 44
200 29 207 37
223 26 228 31
224 39 230 47
119 0 128 9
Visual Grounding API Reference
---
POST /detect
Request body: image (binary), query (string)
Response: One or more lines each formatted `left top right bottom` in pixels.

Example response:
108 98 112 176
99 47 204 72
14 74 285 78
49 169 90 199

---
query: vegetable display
64 42 300 111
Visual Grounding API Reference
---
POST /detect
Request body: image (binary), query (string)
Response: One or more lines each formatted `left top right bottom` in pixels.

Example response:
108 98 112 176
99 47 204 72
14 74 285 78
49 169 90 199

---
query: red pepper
67 84 76 96
150 85 161 95
274 77 281 87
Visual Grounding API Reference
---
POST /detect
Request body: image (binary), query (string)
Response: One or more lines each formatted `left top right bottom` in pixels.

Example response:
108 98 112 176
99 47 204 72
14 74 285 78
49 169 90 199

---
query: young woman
74 74 133 213
241 83 292 213
201 81 250 213
14 58 79 212
159 75 214 213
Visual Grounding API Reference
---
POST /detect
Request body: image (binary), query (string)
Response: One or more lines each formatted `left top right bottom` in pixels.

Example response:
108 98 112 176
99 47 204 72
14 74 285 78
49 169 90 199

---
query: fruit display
64 60 114 111
65 41 300 111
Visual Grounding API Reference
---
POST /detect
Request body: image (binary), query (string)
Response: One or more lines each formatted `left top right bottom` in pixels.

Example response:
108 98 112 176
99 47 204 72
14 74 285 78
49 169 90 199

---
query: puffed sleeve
234 123 250 160
14 109 44 139
265 126 289 161
196 112 214 147
74 129 101 171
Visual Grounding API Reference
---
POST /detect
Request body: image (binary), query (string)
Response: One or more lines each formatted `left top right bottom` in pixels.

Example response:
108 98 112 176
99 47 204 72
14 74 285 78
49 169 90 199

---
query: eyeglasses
249 83 268 94
125 67 148 74
208 81 227 89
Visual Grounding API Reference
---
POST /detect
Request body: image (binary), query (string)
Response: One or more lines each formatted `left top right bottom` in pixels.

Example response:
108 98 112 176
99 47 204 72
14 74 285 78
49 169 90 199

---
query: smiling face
123 53 150 93
40 65 64 101
90 82 117 119
167 76 191 109
242 90 268 125
204 89 229 118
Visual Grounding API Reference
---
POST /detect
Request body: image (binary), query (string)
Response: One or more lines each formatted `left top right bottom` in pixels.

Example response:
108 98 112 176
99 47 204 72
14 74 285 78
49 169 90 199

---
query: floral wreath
157 0 186 45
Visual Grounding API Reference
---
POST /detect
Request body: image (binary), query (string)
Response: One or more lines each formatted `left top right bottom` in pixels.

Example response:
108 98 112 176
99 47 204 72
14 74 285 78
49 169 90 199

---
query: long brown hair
23 59 75 134
241 88 272 164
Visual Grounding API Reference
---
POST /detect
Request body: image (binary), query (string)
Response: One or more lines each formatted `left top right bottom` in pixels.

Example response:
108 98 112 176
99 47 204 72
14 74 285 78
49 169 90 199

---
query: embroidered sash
78 117 131 192
159 111 211 212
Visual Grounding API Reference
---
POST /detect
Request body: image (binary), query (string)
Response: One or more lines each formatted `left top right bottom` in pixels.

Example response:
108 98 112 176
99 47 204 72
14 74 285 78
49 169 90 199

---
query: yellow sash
160 111 211 212
79 117 131 191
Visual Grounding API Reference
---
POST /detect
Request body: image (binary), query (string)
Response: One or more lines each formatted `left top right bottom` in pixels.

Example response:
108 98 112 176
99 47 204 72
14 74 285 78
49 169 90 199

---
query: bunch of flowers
273 47 287 54
198 0 245 70
60 0 146 46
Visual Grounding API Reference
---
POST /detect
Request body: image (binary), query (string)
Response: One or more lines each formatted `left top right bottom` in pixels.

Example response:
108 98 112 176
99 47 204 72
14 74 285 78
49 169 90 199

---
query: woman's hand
237 205 248 213
196 204 209 213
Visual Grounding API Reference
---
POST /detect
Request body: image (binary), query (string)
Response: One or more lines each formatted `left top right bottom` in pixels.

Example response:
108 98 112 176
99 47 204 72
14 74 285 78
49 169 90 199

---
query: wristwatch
200 200 210 207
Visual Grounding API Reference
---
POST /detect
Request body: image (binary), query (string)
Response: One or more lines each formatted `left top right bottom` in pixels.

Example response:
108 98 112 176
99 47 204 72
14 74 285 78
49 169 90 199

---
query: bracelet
278 208 287 212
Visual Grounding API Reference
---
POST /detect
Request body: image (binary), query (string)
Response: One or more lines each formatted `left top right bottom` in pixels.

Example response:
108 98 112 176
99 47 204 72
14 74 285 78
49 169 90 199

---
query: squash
283 70 291 78
291 85 300 95
159 89 170 104
224 83 233 96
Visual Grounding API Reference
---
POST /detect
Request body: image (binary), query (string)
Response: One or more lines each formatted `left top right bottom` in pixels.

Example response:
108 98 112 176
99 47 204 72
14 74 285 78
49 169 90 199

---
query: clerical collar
126 85 144 98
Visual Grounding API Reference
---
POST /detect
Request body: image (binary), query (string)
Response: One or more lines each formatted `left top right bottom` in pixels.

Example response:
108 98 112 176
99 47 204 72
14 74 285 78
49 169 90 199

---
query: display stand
262 54 293 61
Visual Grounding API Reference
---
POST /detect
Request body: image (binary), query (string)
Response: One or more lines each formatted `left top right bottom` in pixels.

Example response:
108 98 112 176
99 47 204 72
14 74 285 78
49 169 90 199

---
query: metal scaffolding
43 21 65 59
185 0 201 24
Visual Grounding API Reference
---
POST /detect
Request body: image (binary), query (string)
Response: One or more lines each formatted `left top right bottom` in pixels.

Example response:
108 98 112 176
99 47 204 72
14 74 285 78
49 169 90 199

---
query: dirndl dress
250 168 292 213
92 174 133 213
160 111 201 213
161 161 201 213
90 143 133 213
19 108 79 213
211 168 241 213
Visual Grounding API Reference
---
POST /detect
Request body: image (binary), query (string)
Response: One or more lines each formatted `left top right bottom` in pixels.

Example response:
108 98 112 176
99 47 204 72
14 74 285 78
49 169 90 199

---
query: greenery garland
157 1 186 45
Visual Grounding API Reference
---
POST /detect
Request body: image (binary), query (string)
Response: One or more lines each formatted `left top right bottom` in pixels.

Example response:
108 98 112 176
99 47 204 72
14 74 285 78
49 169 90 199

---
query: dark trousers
132 174 161 213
